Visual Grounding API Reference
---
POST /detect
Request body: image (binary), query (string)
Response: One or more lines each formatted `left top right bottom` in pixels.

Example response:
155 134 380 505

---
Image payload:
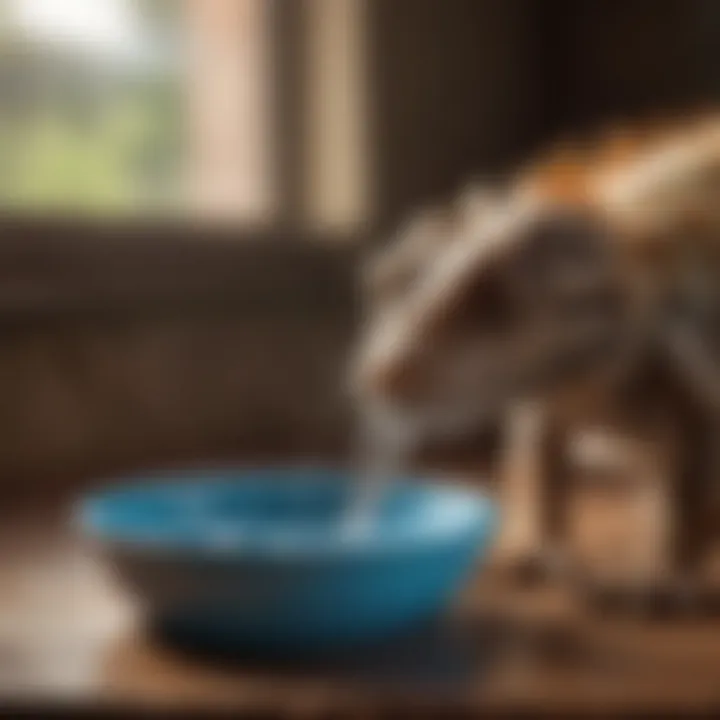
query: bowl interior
80 468 496 553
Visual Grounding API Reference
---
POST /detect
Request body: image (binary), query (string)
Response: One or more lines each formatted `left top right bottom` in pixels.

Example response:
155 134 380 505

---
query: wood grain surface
1 484 720 717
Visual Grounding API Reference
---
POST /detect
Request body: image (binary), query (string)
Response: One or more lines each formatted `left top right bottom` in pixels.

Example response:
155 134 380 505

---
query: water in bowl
341 404 416 539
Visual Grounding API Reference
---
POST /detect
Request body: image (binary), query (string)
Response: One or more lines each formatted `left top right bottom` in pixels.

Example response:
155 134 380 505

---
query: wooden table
3 490 720 717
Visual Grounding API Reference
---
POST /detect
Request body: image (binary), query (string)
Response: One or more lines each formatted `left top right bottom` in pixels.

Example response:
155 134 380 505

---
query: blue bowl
77 468 497 655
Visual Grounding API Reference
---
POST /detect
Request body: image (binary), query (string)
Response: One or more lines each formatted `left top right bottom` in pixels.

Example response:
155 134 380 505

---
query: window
0 0 184 216
0 0 371 231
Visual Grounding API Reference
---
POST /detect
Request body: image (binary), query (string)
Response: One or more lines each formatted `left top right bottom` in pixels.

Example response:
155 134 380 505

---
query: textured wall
0 221 359 500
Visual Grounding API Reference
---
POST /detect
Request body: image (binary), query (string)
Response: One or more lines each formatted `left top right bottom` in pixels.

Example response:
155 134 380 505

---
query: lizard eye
445 268 518 336
511 208 611 304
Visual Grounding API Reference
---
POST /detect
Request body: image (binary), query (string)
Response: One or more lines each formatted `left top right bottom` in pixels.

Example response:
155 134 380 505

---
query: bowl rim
75 465 498 561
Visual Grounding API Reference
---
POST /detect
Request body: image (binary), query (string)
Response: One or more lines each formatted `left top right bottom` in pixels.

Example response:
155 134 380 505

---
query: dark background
1 0 717 503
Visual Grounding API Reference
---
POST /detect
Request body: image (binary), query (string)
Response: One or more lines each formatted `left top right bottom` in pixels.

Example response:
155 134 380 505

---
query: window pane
0 0 186 216
0 0 275 221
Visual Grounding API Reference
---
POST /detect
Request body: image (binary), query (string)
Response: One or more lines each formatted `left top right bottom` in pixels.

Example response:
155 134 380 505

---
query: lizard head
352 190 632 440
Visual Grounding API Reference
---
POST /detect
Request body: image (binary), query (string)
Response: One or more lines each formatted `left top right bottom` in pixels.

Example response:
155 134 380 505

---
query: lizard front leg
497 404 574 585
